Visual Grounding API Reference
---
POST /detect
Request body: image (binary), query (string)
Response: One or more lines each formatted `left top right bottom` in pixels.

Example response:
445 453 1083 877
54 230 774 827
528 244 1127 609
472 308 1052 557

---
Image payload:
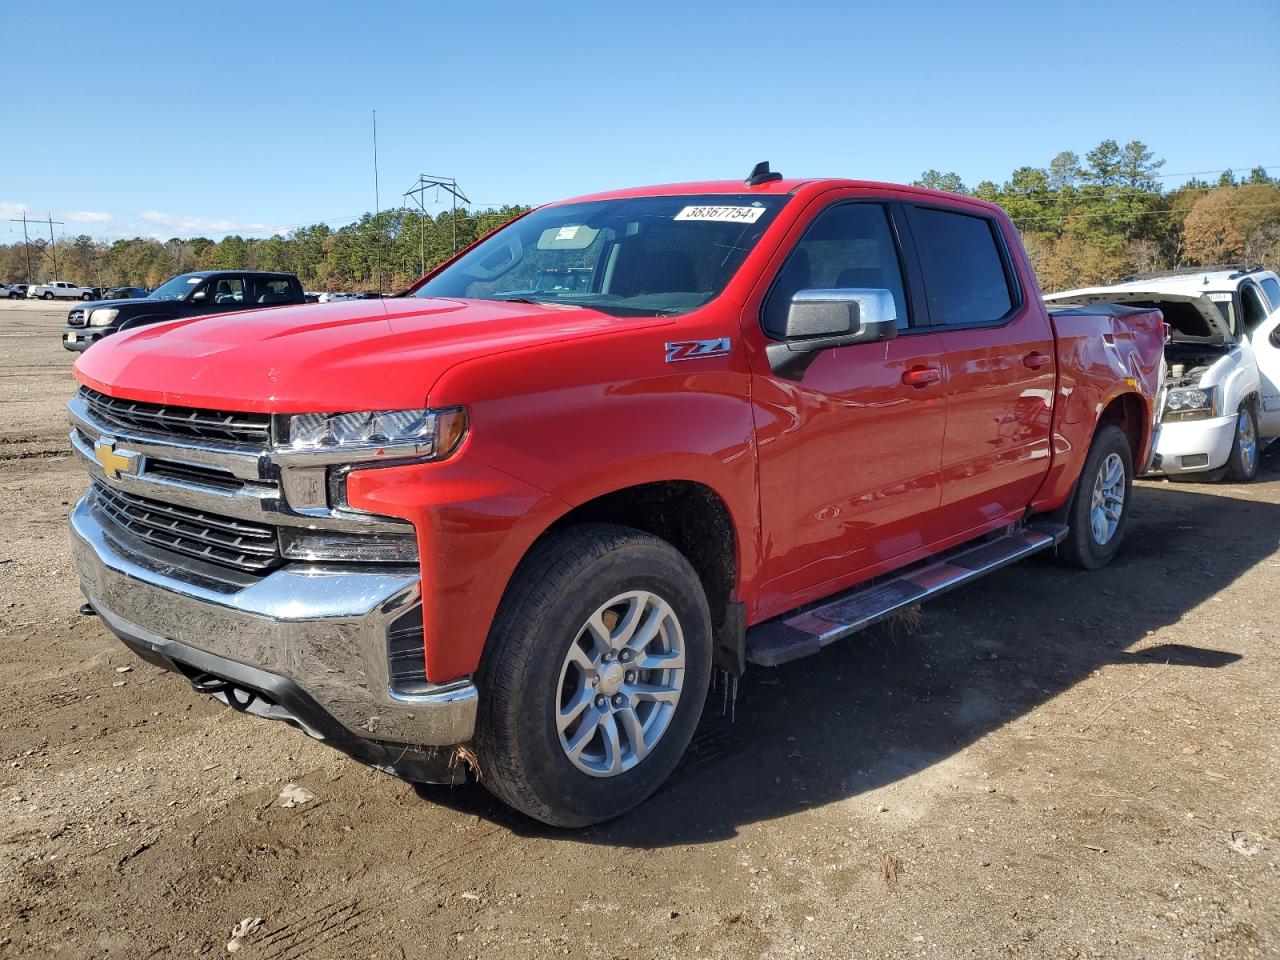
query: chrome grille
92 482 281 573
68 309 87 328
79 387 271 446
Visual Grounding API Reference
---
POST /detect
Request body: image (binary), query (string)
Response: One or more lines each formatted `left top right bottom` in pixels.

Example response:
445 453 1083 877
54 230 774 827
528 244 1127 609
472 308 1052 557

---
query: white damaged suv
1047 267 1280 481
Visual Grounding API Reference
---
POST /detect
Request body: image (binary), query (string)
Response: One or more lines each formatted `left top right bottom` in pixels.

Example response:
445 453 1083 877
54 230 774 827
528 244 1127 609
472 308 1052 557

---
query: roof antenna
745 161 783 187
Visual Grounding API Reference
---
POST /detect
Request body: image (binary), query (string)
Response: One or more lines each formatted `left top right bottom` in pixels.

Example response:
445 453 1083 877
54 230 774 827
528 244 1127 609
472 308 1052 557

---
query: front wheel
1060 424 1133 570
1223 404 1259 482
474 524 712 827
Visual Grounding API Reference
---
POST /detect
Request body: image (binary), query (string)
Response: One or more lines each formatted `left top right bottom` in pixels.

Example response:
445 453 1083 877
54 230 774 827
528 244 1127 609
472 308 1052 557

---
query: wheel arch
1097 390 1148 470
531 479 747 674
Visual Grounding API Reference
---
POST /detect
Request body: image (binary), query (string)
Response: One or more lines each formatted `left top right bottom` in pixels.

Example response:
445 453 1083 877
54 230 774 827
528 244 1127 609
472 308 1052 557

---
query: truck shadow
422 446 1278 846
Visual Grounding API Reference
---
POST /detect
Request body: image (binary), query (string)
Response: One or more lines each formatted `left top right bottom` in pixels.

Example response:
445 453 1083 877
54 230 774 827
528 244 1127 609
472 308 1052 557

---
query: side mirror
766 288 898 379
190 289 208 303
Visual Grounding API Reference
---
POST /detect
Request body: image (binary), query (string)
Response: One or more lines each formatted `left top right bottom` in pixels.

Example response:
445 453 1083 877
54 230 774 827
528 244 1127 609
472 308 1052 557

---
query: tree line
0 205 530 293
3 141 1277 293
914 140 1279 290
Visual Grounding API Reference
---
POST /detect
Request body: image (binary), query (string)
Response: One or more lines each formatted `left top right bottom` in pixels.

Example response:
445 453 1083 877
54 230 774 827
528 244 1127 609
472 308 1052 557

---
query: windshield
411 194 789 316
148 273 205 301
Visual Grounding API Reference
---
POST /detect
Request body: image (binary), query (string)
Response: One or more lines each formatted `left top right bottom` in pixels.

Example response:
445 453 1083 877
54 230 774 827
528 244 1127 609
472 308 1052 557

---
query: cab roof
177 269 296 279
1100 268 1278 295
555 177 999 212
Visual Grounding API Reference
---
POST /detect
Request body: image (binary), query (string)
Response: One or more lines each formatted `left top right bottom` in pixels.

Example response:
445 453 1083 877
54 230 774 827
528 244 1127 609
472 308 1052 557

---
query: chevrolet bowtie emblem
93 438 140 480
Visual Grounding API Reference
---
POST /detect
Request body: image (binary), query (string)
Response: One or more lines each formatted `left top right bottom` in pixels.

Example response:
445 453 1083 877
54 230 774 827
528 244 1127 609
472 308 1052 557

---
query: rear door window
907 206 1016 326
252 278 295 304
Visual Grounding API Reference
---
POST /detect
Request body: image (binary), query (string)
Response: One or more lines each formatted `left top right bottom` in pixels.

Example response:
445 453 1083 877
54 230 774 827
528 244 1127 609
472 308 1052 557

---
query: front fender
1212 345 1262 415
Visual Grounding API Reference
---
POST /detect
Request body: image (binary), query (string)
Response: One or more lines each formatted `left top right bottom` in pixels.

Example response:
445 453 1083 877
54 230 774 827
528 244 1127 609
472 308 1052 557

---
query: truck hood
1044 288 1233 344
79 296 175 312
74 297 669 413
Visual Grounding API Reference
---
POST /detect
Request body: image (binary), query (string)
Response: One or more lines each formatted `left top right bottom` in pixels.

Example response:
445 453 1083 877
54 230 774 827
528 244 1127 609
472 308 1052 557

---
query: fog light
279 528 418 563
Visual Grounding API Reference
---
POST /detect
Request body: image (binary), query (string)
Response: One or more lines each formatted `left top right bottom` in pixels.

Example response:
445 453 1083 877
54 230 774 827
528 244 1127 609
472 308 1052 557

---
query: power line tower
7 213 64 283
402 175 470 276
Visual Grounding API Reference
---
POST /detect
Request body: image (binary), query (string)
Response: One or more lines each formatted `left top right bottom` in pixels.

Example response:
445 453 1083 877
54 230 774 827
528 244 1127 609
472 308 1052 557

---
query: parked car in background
28 280 98 300
69 169 1166 827
103 287 149 301
318 291 358 303
62 270 306 351
2 283 27 299
1047 266 1280 482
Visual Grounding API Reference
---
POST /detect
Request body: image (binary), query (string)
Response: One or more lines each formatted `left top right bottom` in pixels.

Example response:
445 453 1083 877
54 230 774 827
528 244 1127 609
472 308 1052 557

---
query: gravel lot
1 301 1277 959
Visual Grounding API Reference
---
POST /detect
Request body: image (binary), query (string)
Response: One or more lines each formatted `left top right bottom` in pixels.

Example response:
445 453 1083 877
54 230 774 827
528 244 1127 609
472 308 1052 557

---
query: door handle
902 365 943 388
1023 351 1053 370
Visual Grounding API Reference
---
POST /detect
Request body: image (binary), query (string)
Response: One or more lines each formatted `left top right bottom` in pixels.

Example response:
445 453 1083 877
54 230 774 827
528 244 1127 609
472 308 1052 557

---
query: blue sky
4 0 1278 241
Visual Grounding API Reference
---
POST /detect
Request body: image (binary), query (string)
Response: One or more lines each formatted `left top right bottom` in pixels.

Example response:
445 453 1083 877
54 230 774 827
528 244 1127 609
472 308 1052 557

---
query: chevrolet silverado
68 166 1165 826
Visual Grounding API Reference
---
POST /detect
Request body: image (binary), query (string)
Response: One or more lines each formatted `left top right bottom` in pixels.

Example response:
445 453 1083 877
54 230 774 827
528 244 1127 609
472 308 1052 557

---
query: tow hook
79 602 97 617
188 672 260 712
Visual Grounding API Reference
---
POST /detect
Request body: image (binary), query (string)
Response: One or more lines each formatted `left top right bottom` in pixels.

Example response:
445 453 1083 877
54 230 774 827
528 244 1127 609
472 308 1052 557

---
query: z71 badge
664 338 732 362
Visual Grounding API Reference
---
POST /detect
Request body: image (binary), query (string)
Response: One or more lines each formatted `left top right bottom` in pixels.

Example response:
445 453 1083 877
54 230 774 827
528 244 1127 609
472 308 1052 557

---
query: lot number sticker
674 205 766 224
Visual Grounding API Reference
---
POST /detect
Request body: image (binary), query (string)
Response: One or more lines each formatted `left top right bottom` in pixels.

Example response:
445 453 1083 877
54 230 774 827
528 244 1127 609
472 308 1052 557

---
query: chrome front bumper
70 495 477 749
1147 414 1236 475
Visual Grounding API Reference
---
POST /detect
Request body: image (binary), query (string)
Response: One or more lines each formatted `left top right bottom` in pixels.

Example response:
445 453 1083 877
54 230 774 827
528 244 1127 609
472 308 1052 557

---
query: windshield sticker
1207 292 1233 301
674 205 766 224
555 225 582 241
186 277 201 283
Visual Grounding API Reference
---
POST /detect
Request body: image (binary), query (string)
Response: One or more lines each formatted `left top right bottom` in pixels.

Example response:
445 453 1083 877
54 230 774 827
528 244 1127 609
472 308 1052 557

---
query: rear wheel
1060 425 1133 570
80 292 92 300
474 524 712 827
1223 404 1259 482
42 292 53 300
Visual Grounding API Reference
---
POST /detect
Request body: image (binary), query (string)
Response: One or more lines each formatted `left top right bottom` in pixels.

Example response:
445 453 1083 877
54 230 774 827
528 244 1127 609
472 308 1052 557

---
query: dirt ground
0 300 1276 960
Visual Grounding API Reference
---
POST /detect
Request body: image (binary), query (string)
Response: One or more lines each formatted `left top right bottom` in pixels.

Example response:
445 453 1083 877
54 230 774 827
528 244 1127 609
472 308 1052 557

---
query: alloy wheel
1236 409 1258 477
555 591 685 778
1090 451 1125 545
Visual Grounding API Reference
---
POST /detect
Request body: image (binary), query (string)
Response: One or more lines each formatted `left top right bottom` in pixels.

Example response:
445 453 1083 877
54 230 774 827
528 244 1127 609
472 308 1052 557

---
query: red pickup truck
69 167 1164 826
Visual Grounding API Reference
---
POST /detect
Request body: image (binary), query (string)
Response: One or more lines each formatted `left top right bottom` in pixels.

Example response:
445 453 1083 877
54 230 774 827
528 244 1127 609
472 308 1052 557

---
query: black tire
474 523 712 827
1223 404 1259 483
1059 424 1133 570
42 292 53 300
80 292 92 300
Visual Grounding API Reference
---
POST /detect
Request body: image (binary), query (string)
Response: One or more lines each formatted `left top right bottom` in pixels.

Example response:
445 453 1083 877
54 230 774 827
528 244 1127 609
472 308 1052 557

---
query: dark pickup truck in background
62 270 305 352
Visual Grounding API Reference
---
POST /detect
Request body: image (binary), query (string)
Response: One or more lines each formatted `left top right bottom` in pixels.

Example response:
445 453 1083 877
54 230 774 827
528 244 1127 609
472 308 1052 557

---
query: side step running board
744 522 1069 667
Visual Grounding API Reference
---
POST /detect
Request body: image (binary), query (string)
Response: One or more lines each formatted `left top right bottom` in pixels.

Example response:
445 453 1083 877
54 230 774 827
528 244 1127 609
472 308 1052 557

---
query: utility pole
8 214 32 283
372 109 382 292
402 174 470 276
48 214 61 279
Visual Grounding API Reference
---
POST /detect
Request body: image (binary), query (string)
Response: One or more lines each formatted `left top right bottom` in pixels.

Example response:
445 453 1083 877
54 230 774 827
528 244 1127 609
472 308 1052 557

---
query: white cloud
137 210 289 237
65 211 113 224
2 201 290 239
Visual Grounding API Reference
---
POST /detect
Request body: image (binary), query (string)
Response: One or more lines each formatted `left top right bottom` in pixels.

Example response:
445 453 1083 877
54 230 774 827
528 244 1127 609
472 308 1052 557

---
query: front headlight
88 308 118 327
284 407 467 458
1163 385 1219 422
